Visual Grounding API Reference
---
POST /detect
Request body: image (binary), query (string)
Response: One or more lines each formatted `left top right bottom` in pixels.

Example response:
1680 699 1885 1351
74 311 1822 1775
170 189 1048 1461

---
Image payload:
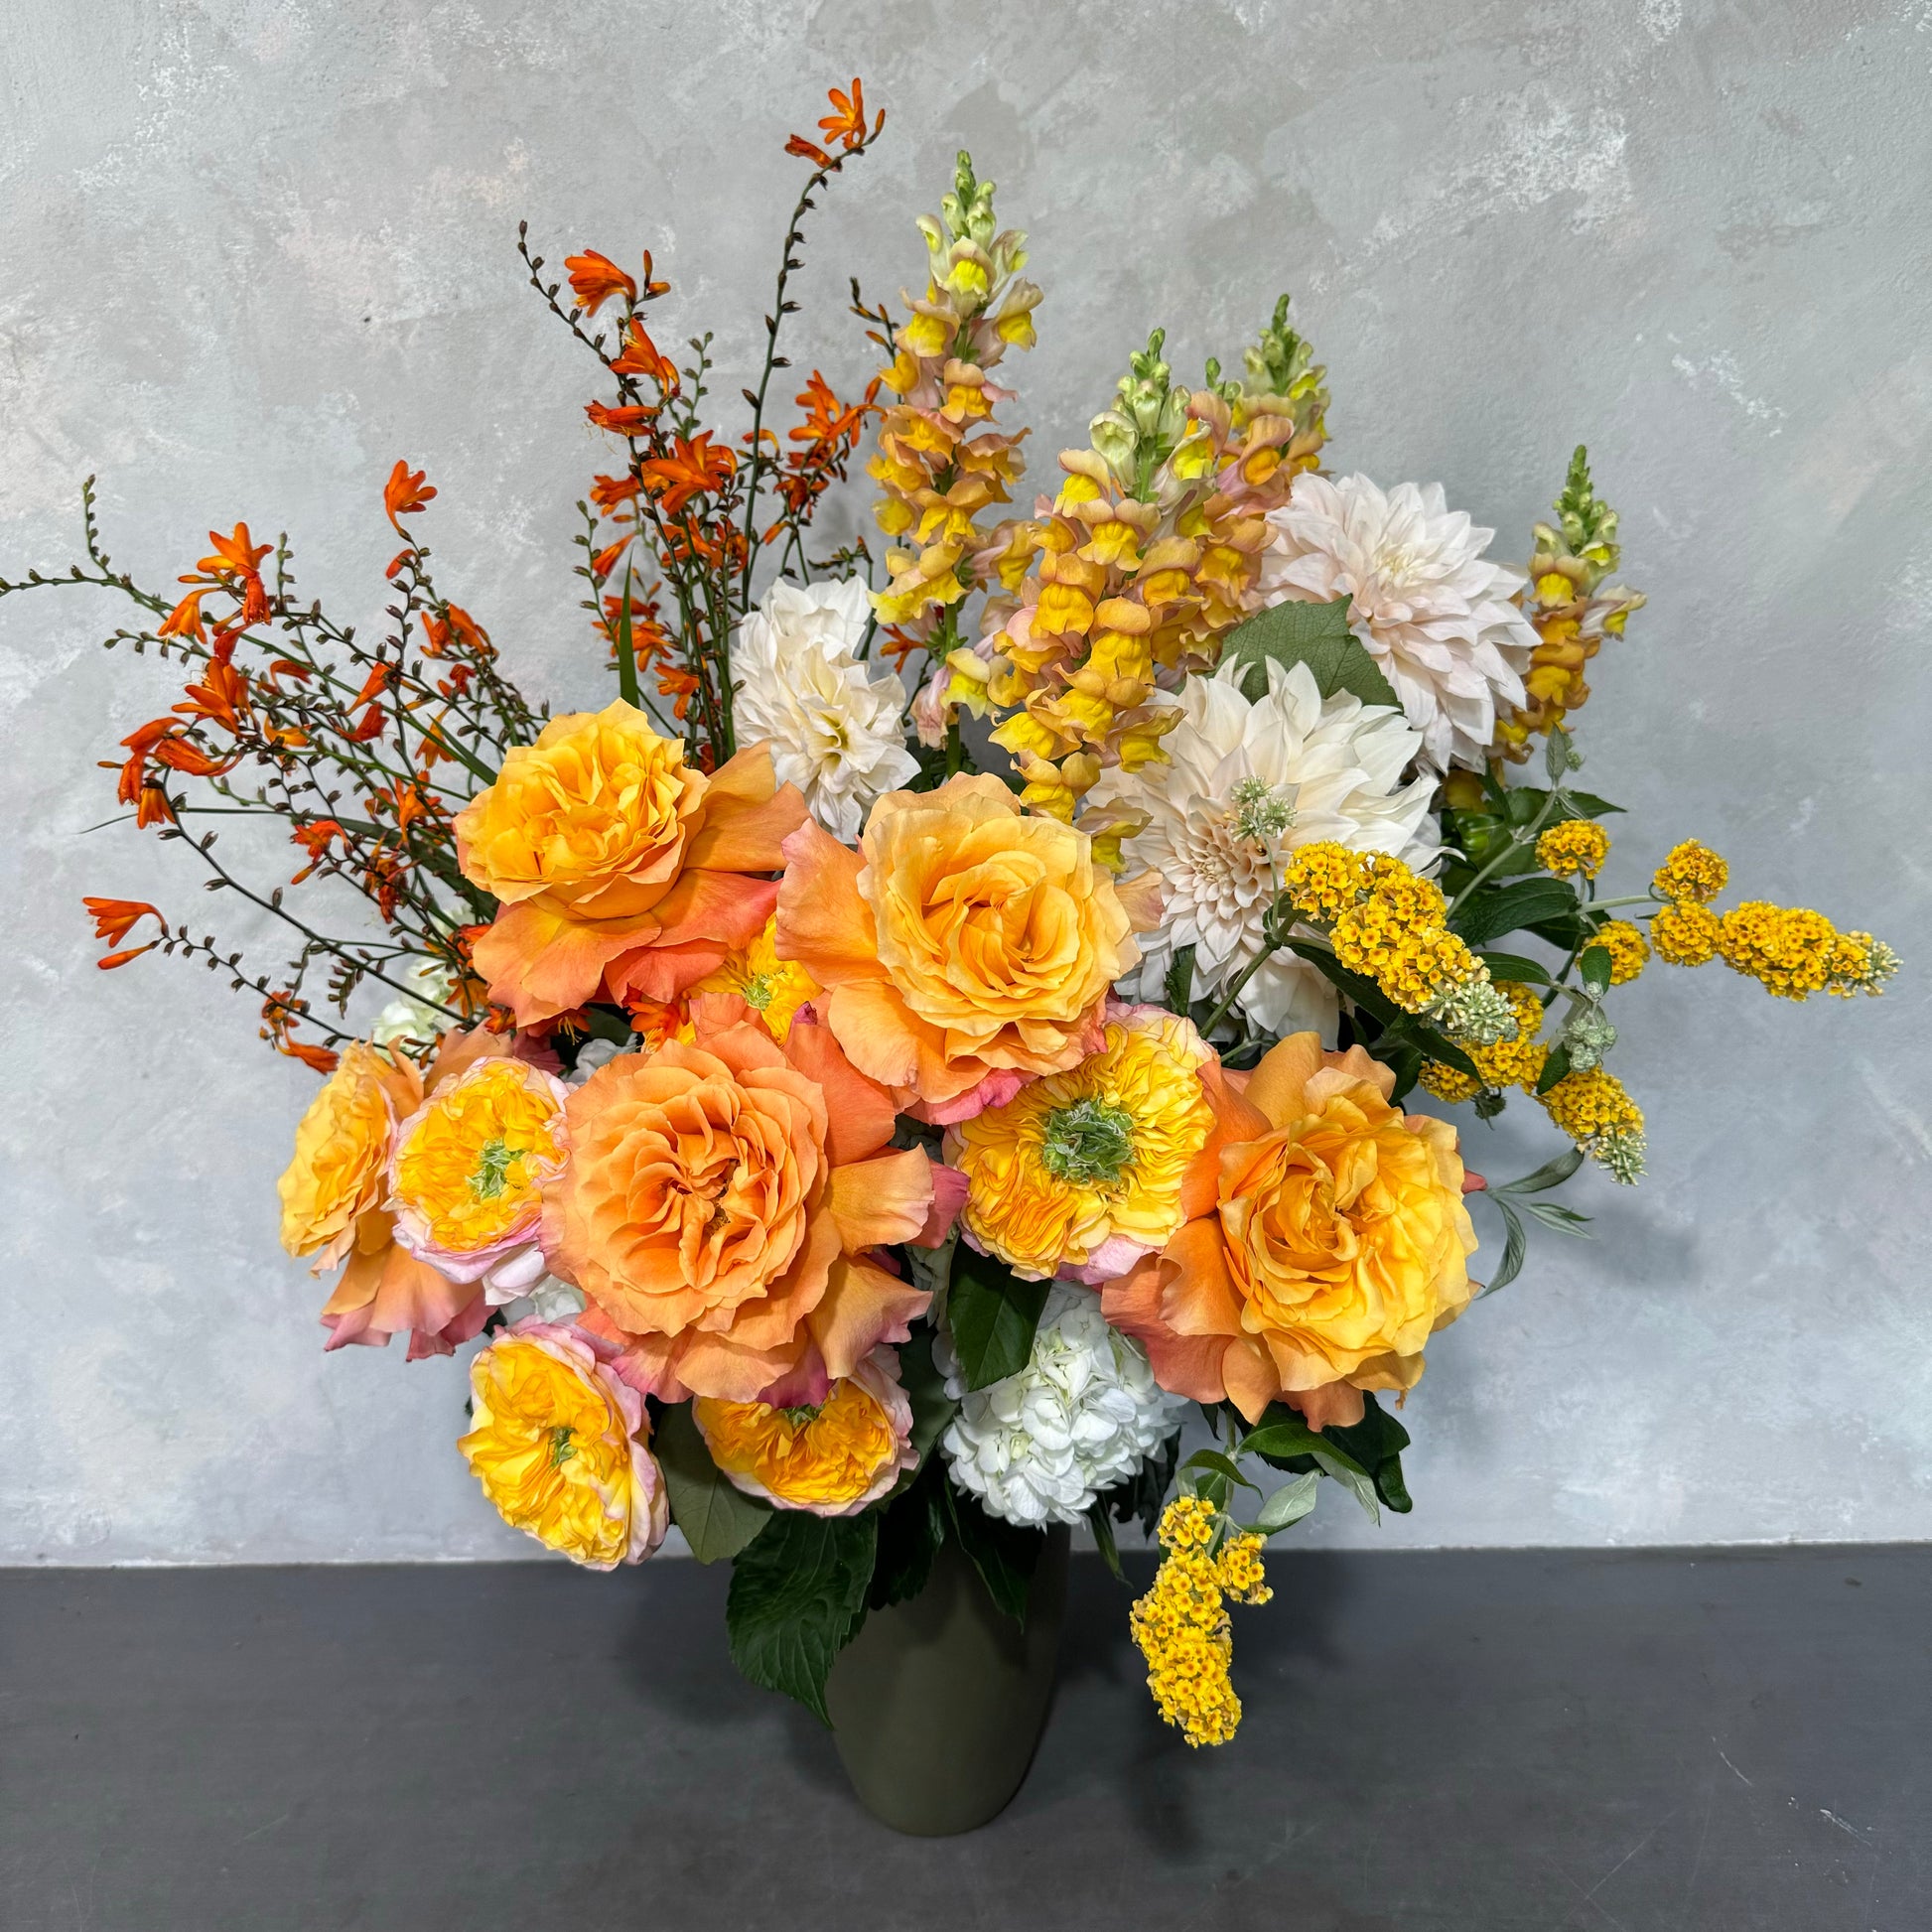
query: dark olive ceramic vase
824 1523 1070 1835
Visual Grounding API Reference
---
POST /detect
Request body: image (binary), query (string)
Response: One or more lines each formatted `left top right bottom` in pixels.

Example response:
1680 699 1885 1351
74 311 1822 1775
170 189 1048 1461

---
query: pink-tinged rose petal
913 1163 969 1247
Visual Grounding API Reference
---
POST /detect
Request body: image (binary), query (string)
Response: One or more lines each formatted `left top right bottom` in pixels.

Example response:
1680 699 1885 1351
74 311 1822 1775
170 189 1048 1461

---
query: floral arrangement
26 83 1896 1751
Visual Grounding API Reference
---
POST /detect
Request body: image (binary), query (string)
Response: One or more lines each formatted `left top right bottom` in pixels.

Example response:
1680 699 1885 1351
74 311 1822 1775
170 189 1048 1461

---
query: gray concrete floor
1 1545 1925 1931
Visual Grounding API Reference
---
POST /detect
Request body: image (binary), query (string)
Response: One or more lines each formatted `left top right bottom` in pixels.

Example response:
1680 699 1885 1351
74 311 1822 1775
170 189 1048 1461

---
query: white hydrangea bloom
733 578 918 841
1087 655 1439 1038
937 1284 1189 1527
369 958 457 1053
1260 472 1538 771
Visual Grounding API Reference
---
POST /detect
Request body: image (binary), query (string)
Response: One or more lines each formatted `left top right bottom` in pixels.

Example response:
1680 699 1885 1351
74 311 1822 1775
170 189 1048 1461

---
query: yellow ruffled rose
459 1324 669 1570
278 1041 420 1269
691 1346 915 1516
776 773 1141 1119
947 1008 1215 1281
1102 1034 1476 1426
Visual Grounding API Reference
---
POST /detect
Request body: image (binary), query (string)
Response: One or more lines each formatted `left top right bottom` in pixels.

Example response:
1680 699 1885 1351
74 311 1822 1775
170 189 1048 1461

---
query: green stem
1446 788 1567 919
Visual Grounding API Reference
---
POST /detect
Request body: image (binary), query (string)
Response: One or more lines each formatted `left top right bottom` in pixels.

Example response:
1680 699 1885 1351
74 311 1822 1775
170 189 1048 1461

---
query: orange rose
278 1030 510 1357
455 701 805 1027
1103 1034 1476 1426
775 772 1140 1121
544 997 946 1402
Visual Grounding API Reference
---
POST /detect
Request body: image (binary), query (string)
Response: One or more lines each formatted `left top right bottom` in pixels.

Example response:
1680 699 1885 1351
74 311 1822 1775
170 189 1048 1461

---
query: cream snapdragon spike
732 578 918 841
1090 656 1438 1037
1260 473 1539 771
937 1285 1189 1528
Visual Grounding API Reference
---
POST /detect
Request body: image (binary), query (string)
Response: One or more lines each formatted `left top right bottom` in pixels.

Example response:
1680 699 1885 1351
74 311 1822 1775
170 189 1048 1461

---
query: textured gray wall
4 0 1928 1563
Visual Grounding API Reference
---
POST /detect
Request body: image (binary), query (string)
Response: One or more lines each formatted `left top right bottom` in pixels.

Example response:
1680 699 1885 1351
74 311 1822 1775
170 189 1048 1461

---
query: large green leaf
869 1456 949 1611
1449 876 1581 948
725 1510 878 1726
654 1401 771 1564
1221 596 1399 710
1319 1393 1414 1514
943 1479 1044 1625
945 1244 1049 1392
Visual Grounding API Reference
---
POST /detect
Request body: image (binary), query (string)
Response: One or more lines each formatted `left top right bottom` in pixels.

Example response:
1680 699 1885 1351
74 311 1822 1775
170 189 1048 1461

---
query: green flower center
1231 775 1294 846
547 1425 577 1469
741 972 776 1012
779 1404 821 1429
1038 1098 1138 1187
470 1137 521 1199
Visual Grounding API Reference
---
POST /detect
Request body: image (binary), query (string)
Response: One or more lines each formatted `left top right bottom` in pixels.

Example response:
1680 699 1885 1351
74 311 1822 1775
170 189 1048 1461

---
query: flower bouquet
28 80 1895 1829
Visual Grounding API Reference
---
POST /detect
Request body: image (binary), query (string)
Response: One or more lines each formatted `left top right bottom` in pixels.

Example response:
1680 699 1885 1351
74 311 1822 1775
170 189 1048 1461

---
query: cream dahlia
1260 474 1538 771
936 1284 1189 1527
1087 656 1438 1037
733 578 918 841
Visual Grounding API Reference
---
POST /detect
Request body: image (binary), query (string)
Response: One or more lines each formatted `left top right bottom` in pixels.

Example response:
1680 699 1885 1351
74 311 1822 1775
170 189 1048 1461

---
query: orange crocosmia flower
382 460 436 534
785 134 835 168
590 536 633 579
199 523 273 625
135 783 176 828
550 1001 945 1404
774 773 1139 1123
289 819 346 884
589 473 643 510
157 591 207 641
612 323 679 390
454 700 807 1029
83 897 161 947
817 77 874 152
638 433 736 513
564 249 637 316
586 400 658 439
152 736 239 777
1101 1034 1479 1431
174 655 247 732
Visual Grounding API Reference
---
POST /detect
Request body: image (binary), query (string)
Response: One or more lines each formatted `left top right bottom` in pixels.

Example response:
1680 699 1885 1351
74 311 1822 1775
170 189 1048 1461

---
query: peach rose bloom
693 1344 916 1517
455 701 805 1028
543 998 950 1403
278 1030 512 1357
1103 1033 1476 1427
775 772 1140 1122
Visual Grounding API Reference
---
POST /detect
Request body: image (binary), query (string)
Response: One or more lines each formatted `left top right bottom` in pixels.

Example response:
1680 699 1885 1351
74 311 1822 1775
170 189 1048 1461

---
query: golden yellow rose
454 701 804 1027
459 1324 668 1570
692 1345 915 1516
278 1041 421 1268
776 773 1140 1120
948 1009 1215 1281
1103 1034 1476 1426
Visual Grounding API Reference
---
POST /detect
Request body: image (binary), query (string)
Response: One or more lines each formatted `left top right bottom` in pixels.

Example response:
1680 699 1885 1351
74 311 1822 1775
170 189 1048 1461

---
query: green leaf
897 1327 956 1471
1377 1037 1424 1103
1181 1448 1261 1494
1288 940 1401 1027
613 563 641 710
1449 877 1582 948
1477 951 1553 986
945 1244 1049 1392
1240 1414 1370 1478
654 1402 771 1564
1163 943 1198 1018
869 1456 949 1611
1221 596 1400 710
1578 946 1613 994
1318 1392 1414 1514
725 1510 877 1726
1565 789 1624 818
1493 1147 1585 1195
1524 1198 1592 1236
1535 1043 1573 1094
1482 1194 1528 1296
1250 1471 1319 1536
943 1479 1043 1625
1315 1450 1380 1524
1086 1497 1123 1581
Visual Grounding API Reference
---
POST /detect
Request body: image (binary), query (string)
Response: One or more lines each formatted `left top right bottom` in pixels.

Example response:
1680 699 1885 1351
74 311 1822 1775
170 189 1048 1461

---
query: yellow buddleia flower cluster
1130 1496 1273 1749
1280 842 1513 1042
1420 979 1549 1103
956 301 1328 822
1591 919 1650 985
1645 840 1899 1000
868 151 1039 647
1539 1064 1647 1183
1491 446 1645 761
1536 817 1610 881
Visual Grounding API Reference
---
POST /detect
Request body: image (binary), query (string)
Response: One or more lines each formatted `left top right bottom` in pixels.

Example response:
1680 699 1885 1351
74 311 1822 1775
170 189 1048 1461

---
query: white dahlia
1087 655 1439 1038
368 957 457 1054
937 1284 1189 1527
1260 473 1538 771
732 578 918 840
